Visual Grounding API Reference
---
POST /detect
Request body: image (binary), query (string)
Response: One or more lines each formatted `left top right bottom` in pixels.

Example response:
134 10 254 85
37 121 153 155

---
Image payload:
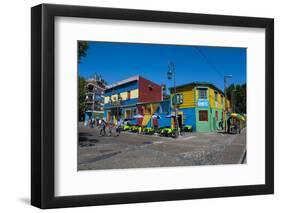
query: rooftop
169 81 224 95
106 75 140 89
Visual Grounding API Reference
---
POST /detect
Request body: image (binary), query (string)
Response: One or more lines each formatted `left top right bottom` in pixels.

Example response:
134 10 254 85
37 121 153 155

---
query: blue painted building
103 76 163 124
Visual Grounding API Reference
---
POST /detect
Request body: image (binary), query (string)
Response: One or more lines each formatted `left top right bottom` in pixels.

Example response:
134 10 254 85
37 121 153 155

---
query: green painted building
170 82 230 132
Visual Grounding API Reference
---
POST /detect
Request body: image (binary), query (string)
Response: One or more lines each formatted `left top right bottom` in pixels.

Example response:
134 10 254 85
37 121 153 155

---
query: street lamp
167 61 179 138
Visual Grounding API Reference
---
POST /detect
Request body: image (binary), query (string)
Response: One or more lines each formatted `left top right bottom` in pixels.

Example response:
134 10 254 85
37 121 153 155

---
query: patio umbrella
165 114 176 118
152 114 161 119
231 113 245 121
133 114 144 119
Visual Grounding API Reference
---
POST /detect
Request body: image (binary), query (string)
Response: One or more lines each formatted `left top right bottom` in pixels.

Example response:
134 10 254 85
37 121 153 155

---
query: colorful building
103 76 162 124
84 76 106 122
136 100 171 128
170 82 229 132
104 77 230 132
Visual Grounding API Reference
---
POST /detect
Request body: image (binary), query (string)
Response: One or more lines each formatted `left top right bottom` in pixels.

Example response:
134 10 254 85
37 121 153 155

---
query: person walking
88 118 91 127
99 120 106 136
90 118 94 128
227 117 231 134
108 120 113 136
116 119 122 136
218 119 224 130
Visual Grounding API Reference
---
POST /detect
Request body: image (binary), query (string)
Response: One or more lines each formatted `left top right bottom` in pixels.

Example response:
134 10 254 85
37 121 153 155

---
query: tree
226 83 246 113
78 41 89 63
79 76 87 119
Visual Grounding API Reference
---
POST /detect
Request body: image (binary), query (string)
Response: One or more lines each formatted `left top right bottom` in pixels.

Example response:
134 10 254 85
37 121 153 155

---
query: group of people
227 117 241 134
217 117 241 134
87 118 124 137
87 118 101 128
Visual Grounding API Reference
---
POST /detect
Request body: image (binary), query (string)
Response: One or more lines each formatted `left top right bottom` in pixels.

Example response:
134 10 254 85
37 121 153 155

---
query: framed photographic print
31 3 274 209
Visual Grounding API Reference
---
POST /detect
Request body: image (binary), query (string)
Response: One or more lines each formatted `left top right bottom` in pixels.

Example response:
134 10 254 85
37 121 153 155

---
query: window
127 91 131 99
215 91 218 102
215 111 218 120
198 88 207 99
199 110 208 121
126 109 133 118
221 95 224 106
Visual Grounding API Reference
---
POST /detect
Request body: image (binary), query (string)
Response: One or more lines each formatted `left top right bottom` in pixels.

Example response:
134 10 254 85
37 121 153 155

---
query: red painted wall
138 77 162 103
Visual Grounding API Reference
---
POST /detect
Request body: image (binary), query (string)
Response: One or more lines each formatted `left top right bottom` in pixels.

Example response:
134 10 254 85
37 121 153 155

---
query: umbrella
133 114 144 119
165 114 176 118
231 113 245 121
152 114 161 119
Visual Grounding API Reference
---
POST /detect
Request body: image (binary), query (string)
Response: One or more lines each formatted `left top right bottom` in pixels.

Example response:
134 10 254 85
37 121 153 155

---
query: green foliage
123 125 132 131
130 126 142 133
78 41 89 63
183 125 193 132
159 127 176 137
79 76 87 116
226 83 246 113
143 127 155 135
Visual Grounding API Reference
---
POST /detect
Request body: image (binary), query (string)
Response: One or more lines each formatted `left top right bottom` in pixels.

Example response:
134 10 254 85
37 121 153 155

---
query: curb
238 147 247 164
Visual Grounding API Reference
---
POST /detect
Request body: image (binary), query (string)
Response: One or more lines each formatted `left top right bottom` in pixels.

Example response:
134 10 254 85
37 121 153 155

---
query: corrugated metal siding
209 88 215 108
171 85 195 108
181 108 196 131
138 77 162 103
209 87 224 109
104 80 138 96
181 88 195 108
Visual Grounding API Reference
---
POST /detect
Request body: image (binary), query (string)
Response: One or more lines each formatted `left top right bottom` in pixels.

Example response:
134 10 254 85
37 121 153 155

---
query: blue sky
78 41 246 91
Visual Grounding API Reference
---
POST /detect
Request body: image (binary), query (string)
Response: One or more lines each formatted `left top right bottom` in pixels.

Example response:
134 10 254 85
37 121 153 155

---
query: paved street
78 124 246 170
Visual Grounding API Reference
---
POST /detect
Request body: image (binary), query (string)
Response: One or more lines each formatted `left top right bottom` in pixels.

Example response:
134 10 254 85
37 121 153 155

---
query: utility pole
224 75 232 132
168 62 179 138
231 89 237 113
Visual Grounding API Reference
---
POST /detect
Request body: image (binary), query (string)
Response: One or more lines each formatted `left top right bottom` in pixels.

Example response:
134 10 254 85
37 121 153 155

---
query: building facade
84 76 106 121
103 77 230 132
170 82 229 132
136 100 171 128
103 76 162 124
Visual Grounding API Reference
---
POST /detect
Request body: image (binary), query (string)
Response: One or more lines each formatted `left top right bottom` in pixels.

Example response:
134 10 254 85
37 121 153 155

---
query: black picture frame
31 3 274 209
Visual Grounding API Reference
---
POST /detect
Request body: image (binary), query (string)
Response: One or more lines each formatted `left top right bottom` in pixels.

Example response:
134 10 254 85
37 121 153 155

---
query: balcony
85 99 94 104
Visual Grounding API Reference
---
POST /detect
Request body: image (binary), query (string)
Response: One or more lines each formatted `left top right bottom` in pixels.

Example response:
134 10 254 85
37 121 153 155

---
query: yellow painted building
170 82 229 132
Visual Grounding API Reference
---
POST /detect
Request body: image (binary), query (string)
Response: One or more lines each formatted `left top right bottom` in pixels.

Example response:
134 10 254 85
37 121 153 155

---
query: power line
193 47 224 78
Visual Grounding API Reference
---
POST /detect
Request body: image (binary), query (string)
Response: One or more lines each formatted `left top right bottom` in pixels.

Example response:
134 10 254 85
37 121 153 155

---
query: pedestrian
99 120 106 136
88 118 92 127
108 121 113 136
227 117 231 134
219 119 223 130
116 119 121 136
234 118 240 134
91 118 94 128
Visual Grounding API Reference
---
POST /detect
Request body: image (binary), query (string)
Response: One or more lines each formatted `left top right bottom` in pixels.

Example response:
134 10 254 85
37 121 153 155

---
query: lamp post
224 75 232 132
167 61 179 138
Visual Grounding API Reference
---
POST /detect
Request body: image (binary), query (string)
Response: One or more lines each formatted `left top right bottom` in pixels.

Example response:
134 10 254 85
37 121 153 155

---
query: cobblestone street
78 124 246 170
